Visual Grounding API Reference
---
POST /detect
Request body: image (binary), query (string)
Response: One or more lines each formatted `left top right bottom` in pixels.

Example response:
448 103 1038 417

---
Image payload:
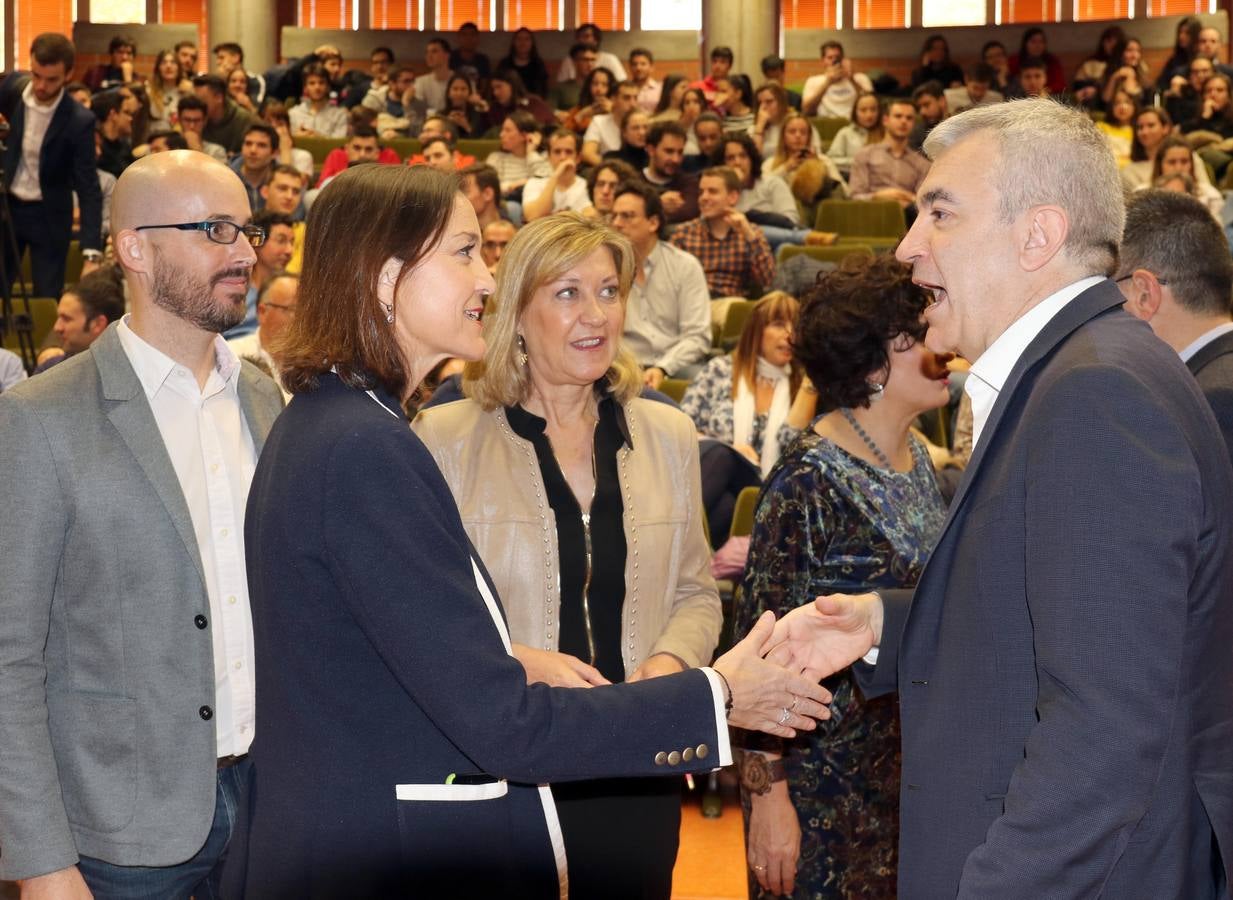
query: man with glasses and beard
0 151 284 898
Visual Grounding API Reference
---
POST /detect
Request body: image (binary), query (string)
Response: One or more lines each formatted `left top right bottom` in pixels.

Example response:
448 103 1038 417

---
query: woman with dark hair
826 92 882 177
679 87 708 154
1096 89 1138 166
1158 15 1203 90
564 66 616 134
441 73 485 137
734 254 951 900
1072 25 1125 104
603 108 650 169
1009 27 1066 95
146 49 188 132
751 82 819 161
715 74 756 132
722 133 837 249
484 68 555 131
1122 106 1176 190
1101 37 1153 107
1149 134 1224 216
981 40 1011 92
228 164 836 898
651 73 689 120
497 27 549 98
910 35 964 90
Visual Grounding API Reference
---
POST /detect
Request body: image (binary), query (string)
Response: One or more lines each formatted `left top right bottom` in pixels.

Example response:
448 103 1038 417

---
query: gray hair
922 99 1124 274
1120 190 1233 317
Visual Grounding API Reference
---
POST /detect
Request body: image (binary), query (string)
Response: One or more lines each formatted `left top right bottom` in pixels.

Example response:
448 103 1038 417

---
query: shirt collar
117 314 242 400
1179 321 1233 363
506 385 634 448
968 276 1104 397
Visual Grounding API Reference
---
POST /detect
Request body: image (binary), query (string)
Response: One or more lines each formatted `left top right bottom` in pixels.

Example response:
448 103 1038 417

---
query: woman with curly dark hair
732 254 952 899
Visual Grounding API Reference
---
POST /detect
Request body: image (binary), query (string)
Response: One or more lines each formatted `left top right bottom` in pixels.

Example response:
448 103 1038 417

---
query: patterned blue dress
735 429 946 899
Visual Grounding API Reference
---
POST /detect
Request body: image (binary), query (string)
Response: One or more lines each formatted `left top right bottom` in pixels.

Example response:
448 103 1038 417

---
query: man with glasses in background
0 151 284 898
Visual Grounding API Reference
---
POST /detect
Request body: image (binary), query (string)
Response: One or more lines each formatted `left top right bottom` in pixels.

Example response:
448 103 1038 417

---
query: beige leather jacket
413 397 721 674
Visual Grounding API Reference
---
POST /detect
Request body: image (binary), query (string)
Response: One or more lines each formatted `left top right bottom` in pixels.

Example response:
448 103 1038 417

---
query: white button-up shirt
1179 321 1233 363
966 276 1104 449
117 316 258 757
11 81 65 202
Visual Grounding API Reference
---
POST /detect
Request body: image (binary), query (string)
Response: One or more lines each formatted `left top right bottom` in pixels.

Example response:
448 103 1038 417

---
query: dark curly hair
795 253 930 413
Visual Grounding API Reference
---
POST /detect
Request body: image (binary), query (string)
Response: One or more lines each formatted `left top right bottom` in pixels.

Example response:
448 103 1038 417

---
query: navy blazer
0 73 103 252
227 373 726 898
1187 328 1233 460
862 281 1233 899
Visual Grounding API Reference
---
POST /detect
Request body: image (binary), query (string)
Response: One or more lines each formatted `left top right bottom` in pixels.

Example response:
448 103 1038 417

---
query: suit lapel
237 364 281 456
93 325 207 589
39 97 73 168
1185 329 1233 376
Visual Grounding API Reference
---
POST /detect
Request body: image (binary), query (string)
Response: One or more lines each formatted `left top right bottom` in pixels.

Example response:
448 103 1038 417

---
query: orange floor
672 793 748 900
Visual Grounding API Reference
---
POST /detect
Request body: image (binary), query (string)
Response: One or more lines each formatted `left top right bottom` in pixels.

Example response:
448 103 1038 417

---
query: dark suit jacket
1187 328 1233 459
0 73 103 252
861 281 1233 899
228 373 726 898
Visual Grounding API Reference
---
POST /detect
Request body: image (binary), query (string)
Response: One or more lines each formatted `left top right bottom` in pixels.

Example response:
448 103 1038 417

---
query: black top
1181 112 1233 138
910 61 965 89
97 136 134 178
604 144 649 171
506 393 629 683
498 57 549 98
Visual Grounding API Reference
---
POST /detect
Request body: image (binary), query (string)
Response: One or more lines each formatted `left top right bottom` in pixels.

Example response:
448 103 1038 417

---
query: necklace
840 407 893 470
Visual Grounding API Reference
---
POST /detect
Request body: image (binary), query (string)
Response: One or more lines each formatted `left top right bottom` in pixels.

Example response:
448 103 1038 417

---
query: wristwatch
737 752 787 795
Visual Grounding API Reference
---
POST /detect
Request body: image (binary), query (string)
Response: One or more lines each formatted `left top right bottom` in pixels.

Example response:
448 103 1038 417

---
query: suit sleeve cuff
699 667 733 767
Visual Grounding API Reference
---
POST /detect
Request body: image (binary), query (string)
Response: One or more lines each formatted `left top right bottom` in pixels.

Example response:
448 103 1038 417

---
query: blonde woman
414 212 724 899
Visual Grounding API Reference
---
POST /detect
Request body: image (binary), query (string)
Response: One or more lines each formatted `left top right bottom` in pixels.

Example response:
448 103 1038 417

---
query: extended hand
512 644 610 688
760 593 882 682
714 611 833 738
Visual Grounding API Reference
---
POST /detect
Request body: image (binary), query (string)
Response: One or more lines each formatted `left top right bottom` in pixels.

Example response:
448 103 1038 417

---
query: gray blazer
0 323 283 881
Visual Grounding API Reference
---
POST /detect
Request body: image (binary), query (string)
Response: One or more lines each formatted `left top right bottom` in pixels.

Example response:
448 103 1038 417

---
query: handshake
711 593 882 737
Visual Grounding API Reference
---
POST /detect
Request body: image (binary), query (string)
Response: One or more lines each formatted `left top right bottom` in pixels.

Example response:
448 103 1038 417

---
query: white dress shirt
1178 321 1233 363
12 81 65 202
965 276 1104 449
623 240 713 376
117 316 258 757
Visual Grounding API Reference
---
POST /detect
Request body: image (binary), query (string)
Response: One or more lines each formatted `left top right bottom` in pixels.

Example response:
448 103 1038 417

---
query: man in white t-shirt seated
582 81 640 167
802 41 874 119
522 130 598 221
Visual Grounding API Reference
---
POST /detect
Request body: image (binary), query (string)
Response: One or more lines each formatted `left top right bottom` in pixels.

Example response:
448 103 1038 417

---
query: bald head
112 150 248 237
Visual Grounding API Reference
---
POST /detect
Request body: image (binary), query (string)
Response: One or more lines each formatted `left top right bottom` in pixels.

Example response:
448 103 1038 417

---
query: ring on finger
788 695 799 712
777 707 791 726
753 864 766 871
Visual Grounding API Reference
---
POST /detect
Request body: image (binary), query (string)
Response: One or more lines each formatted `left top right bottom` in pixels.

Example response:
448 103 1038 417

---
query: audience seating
815 199 906 249
457 139 499 159
717 300 756 350
809 117 850 144
660 377 690 404
293 136 346 167
777 243 875 265
2 297 59 353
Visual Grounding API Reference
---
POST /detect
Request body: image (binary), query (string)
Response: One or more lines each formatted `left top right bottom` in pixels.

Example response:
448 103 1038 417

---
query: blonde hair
464 212 642 409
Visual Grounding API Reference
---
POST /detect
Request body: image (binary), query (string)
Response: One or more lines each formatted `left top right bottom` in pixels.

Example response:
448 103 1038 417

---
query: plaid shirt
669 217 776 298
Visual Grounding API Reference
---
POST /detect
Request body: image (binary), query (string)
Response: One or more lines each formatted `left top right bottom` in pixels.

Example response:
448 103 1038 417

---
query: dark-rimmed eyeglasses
135 220 267 248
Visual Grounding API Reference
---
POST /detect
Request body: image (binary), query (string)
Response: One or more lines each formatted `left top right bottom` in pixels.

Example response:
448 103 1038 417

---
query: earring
381 302 395 324
517 335 528 366
866 379 885 401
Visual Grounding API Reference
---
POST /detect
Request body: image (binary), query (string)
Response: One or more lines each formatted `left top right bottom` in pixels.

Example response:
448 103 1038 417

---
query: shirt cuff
862 648 879 665
699 667 734 767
